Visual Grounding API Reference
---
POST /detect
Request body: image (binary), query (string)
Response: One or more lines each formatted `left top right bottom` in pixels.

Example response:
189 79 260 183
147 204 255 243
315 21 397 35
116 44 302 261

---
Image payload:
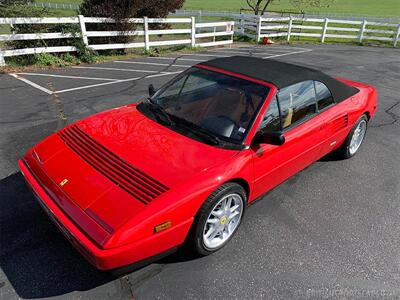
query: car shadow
0 172 199 298
0 172 115 298
318 151 346 162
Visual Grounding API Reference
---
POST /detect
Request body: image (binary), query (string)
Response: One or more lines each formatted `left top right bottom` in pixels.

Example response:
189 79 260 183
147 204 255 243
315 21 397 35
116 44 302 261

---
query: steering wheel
217 115 237 127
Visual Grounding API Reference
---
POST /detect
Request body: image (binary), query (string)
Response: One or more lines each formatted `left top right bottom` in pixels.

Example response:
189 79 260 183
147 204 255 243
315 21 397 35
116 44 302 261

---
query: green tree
80 0 185 20
79 0 185 50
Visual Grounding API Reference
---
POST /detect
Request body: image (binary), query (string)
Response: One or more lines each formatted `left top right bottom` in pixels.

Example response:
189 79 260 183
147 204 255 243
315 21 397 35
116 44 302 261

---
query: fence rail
174 10 400 46
254 16 400 46
0 16 234 65
28 2 80 10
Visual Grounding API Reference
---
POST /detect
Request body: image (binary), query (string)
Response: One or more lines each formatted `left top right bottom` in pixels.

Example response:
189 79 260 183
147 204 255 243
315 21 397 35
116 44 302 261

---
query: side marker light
154 221 172 233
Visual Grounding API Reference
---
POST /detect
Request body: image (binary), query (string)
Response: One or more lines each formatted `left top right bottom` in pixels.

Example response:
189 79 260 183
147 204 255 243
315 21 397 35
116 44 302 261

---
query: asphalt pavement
0 43 399 299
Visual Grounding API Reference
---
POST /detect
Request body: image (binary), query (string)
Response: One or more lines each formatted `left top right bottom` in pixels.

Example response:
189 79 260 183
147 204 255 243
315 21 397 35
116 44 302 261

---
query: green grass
37 0 81 4
184 0 400 17
44 0 400 17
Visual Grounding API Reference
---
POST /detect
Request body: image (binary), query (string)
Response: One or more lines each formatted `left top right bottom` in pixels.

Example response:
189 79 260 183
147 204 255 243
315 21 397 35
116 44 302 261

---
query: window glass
258 96 280 131
314 81 334 110
277 80 317 129
151 68 269 142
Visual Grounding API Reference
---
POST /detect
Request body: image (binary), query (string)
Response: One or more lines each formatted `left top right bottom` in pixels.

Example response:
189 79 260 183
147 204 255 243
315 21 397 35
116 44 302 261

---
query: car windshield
146 67 269 144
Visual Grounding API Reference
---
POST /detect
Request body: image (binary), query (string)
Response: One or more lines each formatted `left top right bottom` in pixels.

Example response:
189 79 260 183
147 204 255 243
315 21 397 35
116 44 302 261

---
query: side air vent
332 114 349 132
58 124 169 205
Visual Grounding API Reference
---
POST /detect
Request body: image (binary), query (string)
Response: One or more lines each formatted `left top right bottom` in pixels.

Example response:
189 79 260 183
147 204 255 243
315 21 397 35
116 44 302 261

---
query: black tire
336 114 368 159
189 182 246 256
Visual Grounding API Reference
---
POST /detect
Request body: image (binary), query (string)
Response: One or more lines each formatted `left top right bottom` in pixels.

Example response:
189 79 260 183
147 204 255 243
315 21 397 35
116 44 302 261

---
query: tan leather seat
283 93 294 128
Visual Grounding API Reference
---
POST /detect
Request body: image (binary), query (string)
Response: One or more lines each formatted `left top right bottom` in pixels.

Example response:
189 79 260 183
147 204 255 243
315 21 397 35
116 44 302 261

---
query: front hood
31 104 238 236
76 104 238 188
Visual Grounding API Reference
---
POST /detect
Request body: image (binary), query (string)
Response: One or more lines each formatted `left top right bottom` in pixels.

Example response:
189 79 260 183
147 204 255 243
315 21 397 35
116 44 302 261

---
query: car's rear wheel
337 114 368 159
190 183 246 256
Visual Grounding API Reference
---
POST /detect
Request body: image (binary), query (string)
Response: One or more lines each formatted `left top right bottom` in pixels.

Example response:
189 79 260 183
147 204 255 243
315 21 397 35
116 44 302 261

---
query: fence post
256 16 262 42
231 21 235 42
213 26 216 43
240 12 245 34
359 19 367 43
78 15 88 46
191 16 196 47
78 15 89 46
144 17 150 51
0 52 5 67
287 16 293 42
394 23 400 47
321 17 329 43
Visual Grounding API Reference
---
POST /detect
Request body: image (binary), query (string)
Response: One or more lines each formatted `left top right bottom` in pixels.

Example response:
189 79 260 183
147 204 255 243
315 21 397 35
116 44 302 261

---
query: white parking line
262 49 312 59
235 46 312 51
182 53 230 57
212 48 296 53
9 46 314 95
150 57 206 62
207 50 272 56
9 73 53 94
72 66 162 73
16 72 120 81
55 71 183 94
114 61 192 68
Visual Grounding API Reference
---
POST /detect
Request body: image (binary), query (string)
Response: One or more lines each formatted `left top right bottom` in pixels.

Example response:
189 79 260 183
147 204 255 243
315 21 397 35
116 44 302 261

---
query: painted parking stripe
72 66 162 73
150 57 206 62
206 50 271 56
262 49 312 59
114 61 192 68
9 73 53 94
182 53 230 57
149 53 231 61
235 46 312 51
16 72 120 81
55 71 183 94
212 48 296 53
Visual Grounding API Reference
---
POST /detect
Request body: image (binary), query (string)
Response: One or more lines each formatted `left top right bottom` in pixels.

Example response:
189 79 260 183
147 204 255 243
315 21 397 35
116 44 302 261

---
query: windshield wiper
145 98 173 126
169 115 222 146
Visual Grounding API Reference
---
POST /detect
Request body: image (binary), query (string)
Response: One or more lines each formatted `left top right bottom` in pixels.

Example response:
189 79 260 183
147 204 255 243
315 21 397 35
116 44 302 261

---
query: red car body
19 59 378 270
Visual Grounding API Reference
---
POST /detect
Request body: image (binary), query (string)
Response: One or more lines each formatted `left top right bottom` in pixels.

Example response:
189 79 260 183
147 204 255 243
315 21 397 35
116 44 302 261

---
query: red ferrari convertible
19 56 377 270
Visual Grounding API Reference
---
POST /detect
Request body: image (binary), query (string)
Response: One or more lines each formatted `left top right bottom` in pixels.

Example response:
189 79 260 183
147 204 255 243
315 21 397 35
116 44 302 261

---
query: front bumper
19 159 192 270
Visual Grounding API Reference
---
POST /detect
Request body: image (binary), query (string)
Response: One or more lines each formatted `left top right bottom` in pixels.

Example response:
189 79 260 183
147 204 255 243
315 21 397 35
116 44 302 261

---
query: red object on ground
262 37 274 44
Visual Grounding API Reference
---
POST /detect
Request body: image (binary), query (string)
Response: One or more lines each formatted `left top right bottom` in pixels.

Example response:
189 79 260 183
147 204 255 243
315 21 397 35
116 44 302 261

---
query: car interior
163 84 265 141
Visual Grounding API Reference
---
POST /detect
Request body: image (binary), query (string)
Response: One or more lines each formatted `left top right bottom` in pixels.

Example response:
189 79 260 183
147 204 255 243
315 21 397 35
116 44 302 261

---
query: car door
313 81 350 156
251 80 327 199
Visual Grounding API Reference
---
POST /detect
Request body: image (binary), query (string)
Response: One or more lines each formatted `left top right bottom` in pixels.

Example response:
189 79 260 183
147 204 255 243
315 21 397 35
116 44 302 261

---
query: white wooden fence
236 16 400 46
0 16 234 65
174 10 400 47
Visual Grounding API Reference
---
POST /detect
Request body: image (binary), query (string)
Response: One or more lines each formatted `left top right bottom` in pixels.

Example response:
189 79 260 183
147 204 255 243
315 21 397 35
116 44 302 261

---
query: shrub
33 53 66 66
60 53 80 64
79 0 185 53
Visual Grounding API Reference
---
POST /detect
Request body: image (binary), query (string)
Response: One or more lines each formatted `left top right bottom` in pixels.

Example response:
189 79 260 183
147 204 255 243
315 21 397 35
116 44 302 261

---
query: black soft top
199 56 359 102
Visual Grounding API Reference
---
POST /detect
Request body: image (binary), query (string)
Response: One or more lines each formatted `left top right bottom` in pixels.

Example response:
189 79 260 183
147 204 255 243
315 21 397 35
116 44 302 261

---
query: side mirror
253 130 285 146
148 84 156 97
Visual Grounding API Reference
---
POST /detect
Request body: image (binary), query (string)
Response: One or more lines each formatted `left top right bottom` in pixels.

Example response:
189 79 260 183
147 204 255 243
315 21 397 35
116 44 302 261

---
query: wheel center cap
220 215 228 225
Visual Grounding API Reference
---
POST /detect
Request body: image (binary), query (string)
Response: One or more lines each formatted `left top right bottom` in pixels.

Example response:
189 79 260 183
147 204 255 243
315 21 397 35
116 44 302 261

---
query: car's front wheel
191 183 246 256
